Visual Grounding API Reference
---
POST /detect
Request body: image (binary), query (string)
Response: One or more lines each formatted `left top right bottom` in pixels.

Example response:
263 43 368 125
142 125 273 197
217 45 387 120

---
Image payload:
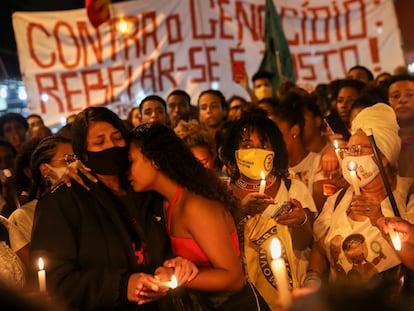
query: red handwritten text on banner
13 0 404 126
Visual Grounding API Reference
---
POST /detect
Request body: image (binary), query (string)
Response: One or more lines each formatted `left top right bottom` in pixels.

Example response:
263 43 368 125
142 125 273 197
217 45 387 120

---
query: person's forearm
184 267 244 292
246 87 258 105
307 240 329 275
290 209 314 250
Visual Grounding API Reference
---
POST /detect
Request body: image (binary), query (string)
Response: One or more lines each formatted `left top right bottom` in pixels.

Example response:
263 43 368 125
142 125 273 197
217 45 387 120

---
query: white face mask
342 155 380 188
45 164 67 186
235 148 274 180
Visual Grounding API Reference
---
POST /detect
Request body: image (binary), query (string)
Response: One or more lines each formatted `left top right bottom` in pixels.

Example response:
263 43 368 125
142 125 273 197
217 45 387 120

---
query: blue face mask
86 146 128 175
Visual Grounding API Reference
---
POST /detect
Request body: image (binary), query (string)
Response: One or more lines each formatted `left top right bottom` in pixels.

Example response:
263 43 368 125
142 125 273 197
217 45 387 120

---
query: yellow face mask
235 148 274 180
254 86 273 100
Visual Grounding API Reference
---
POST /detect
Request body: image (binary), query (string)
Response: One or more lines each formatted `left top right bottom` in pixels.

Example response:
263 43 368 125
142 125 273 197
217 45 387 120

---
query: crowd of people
0 63 413 311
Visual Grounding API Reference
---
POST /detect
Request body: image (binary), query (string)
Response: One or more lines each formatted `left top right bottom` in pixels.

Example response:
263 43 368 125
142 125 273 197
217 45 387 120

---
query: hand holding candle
388 228 401 251
270 238 291 308
38 257 46 292
347 161 361 195
334 140 342 169
259 171 266 194
156 275 178 289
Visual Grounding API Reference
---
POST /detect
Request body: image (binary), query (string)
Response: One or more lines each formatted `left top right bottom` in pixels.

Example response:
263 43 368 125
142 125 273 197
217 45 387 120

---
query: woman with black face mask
30 107 197 311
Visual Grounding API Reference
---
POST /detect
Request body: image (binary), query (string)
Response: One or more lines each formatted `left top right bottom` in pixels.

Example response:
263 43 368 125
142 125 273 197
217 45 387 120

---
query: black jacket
30 180 172 311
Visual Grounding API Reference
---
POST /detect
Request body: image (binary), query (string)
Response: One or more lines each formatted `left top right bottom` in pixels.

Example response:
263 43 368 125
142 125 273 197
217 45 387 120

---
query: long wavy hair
128 123 239 213
219 108 289 183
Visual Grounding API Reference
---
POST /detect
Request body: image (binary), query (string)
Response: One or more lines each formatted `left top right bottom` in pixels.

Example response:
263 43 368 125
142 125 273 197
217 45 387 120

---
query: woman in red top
128 123 270 310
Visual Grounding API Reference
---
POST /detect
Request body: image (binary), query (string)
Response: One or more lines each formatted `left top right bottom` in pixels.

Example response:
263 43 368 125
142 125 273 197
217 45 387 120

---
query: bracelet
295 212 308 227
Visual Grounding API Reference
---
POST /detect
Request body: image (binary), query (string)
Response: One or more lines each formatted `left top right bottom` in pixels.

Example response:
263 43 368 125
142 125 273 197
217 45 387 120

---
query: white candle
157 275 178 289
347 161 361 195
270 238 291 308
388 228 401 251
334 140 342 169
38 257 46 292
259 171 266 194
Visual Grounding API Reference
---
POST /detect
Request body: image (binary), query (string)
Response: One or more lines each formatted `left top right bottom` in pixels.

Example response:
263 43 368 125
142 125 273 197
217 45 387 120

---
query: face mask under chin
45 164 67 186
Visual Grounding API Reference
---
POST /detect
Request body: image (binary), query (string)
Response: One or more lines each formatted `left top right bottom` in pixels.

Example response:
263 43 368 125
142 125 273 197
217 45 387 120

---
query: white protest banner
12 0 404 126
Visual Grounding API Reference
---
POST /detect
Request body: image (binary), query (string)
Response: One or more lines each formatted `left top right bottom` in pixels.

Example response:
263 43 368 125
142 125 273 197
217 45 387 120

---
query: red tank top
166 186 240 267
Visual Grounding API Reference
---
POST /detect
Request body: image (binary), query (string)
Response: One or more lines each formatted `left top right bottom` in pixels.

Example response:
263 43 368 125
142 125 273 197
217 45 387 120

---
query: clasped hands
127 256 198 305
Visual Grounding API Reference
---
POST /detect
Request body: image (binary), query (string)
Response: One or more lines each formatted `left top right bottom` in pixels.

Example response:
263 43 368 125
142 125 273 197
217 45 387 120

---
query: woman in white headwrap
302 103 414 300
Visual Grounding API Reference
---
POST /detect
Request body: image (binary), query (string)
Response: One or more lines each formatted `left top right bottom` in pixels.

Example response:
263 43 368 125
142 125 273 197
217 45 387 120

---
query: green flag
258 0 295 92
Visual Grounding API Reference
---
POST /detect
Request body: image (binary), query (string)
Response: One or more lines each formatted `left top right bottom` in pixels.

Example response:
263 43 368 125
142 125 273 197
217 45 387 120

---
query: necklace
235 175 277 192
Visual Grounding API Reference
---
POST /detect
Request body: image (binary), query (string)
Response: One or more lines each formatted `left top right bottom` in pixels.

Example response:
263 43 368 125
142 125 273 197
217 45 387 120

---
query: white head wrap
351 103 400 165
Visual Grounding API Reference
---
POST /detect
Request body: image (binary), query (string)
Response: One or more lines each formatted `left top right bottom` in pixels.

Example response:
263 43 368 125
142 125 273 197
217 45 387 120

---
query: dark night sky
0 0 125 79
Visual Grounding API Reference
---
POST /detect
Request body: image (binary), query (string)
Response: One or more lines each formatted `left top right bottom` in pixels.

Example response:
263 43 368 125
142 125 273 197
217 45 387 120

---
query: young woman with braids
9 135 76 270
128 123 270 310
219 108 316 310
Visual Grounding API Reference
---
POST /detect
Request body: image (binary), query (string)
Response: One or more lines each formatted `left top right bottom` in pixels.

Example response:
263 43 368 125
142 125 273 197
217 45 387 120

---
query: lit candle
38 257 46 292
270 238 291 308
157 275 178 289
259 171 266 194
388 228 401 251
347 161 361 195
333 140 342 169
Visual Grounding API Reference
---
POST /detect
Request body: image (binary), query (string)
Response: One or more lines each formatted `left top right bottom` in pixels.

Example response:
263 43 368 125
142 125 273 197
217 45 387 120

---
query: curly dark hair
139 95 167 115
347 65 374 81
252 70 274 83
386 74 414 90
219 108 289 183
197 89 228 112
128 123 240 213
167 89 191 107
0 112 29 137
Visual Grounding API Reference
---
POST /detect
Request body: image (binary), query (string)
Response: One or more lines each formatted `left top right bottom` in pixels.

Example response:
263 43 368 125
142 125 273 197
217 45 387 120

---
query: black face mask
86 146 129 175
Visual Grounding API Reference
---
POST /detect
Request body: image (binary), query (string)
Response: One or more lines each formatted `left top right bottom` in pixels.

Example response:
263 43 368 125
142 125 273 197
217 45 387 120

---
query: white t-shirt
314 176 414 281
289 152 325 195
8 199 37 252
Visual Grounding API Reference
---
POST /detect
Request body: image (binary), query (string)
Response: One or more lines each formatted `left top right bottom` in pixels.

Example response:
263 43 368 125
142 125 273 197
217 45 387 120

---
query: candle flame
169 275 178 289
389 228 402 251
38 257 44 270
261 170 265 180
347 161 357 171
270 238 282 259
334 139 339 149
